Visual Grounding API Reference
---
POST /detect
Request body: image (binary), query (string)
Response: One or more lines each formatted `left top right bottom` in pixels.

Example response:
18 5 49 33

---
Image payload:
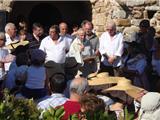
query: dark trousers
21 86 47 99
99 62 120 76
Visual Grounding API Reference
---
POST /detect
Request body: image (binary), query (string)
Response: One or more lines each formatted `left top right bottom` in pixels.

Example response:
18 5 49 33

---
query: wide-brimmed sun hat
88 72 127 86
6 40 29 50
103 79 144 99
88 72 109 79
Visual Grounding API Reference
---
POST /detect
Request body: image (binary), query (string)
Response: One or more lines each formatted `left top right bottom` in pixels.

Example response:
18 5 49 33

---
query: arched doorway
29 3 62 31
9 1 92 33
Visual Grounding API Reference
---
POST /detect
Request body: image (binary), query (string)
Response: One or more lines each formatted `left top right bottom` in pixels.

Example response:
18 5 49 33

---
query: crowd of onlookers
0 19 160 120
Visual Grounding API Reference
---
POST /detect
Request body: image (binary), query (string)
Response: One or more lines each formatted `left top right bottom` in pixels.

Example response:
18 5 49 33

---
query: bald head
59 22 68 35
70 77 88 95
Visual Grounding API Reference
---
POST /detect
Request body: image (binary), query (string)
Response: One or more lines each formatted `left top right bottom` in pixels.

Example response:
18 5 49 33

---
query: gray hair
77 28 85 35
5 23 15 33
70 77 88 95
106 20 116 31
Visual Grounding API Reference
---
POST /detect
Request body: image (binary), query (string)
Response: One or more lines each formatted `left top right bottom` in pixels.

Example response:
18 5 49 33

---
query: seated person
21 49 47 99
61 77 88 120
80 94 105 119
37 73 68 110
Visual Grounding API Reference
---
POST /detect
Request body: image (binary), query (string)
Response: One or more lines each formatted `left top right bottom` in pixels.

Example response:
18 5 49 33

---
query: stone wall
2 0 160 40
91 0 160 41
0 0 13 12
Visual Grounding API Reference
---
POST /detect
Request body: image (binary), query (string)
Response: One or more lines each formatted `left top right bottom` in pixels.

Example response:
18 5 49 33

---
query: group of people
0 18 159 120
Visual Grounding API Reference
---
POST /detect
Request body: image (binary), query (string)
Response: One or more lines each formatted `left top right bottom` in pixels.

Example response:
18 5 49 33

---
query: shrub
0 89 40 120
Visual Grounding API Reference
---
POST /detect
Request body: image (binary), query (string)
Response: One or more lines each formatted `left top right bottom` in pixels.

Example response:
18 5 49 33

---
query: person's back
37 73 68 111
21 49 47 99
62 77 88 119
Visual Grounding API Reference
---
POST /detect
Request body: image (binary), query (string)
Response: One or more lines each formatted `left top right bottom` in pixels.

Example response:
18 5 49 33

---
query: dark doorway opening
9 1 92 33
147 10 157 19
29 3 62 32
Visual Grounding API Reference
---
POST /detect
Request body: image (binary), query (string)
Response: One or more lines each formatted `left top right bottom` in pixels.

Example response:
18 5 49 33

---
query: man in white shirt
99 21 124 76
4 23 17 71
39 25 70 63
5 22 17 46
59 22 73 48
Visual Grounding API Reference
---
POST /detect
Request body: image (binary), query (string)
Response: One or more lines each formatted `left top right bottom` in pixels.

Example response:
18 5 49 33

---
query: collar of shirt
48 36 63 43
33 33 40 41
86 33 96 40
51 93 66 98
5 33 10 39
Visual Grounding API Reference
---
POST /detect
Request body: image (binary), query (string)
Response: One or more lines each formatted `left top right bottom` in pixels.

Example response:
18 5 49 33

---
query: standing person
29 23 45 49
68 28 94 77
130 20 154 60
59 22 73 47
99 20 124 76
5 22 17 46
71 24 79 39
84 21 100 73
39 25 70 63
4 23 17 72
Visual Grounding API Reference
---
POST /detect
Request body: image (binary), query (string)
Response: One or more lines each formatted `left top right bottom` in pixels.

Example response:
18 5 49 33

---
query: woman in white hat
138 92 160 120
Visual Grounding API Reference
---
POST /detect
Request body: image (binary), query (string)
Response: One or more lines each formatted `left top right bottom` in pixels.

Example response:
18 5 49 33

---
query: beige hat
87 72 98 79
88 76 126 86
103 79 144 98
88 72 109 79
96 72 109 78
6 40 29 50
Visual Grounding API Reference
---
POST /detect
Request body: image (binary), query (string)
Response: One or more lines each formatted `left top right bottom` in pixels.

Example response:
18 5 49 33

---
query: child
19 29 28 42
21 49 47 99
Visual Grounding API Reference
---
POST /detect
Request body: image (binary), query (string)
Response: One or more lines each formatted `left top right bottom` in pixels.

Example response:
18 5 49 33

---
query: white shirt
63 34 73 46
99 32 124 67
68 38 83 64
5 33 13 46
37 93 68 110
39 36 70 63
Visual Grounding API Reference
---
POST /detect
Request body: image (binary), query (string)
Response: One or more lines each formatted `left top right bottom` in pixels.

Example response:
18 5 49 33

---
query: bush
42 106 65 120
0 89 40 120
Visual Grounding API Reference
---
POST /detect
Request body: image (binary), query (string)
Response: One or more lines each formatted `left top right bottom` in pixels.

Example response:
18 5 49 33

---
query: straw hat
88 72 109 79
96 72 109 78
87 72 98 79
103 79 144 98
6 40 29 50
88 77 117 86
88 76 126 86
